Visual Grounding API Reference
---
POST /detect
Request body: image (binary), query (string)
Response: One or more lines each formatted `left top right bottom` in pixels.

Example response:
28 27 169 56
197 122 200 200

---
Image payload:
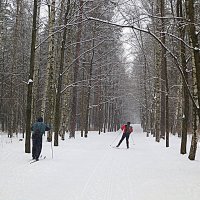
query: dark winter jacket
31 118 50 136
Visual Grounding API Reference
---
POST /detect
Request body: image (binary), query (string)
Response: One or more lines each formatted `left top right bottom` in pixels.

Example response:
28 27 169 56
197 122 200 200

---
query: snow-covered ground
0 124 200 200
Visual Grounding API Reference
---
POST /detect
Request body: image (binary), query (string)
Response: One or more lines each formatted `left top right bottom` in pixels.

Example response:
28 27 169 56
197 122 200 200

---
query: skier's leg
32 138 37 159
126 133 130 148
37 136 43 159
116 134 126 147
34 135 41 160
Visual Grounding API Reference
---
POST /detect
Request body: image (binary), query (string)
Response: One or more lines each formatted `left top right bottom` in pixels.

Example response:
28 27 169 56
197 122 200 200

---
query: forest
0 0 200 160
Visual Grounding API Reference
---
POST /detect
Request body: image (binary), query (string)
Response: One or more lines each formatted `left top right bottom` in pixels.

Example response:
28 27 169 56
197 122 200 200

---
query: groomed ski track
0 124 200 200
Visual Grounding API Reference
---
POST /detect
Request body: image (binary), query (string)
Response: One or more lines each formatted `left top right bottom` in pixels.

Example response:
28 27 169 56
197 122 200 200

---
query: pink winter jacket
121 124 133 134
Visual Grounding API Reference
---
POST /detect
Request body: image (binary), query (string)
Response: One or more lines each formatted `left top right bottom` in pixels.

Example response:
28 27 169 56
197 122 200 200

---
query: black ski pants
32 134 42 159
117 132 130 148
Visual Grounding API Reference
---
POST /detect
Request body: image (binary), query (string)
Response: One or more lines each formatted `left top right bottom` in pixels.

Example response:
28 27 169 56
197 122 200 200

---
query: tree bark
177 0 189 154
69 0 83 138
25 0 38 153
43 0 56 142
188 107 198 160
160 0 167 140
54 0 71 146
84 38 95 137
185 0 200 119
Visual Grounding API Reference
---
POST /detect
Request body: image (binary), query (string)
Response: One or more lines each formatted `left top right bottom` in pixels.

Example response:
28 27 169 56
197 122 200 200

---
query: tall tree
69 0 83 138
177 0 189 154
42 0 56 142
160 0 168 140
185 0 200 118
25 0 38 153
54 0 71 146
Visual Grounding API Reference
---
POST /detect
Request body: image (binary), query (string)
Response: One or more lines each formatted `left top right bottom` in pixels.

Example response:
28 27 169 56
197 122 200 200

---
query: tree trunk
153 1 161 142
80 67 86 137
69 0 83 138
185 0 200 120
177 0 189 154
43 0 56 142
54 0 71 146
25 0 38 153
31 0 41 123
160 0 167 139
188 107 198 160
84 38 95 137
185 0 200 160
41 0 56 119
57 0 67 141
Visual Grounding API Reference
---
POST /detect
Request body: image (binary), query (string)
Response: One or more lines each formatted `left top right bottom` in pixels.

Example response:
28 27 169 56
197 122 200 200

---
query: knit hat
37 117 43 122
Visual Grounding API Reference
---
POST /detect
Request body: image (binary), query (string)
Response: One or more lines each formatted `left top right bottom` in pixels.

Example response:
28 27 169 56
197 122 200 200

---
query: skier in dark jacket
116 122 133 149
31 117 50 161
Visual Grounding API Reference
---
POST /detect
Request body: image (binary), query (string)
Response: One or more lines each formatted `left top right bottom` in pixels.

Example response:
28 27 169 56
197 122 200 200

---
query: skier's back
31 117 50 160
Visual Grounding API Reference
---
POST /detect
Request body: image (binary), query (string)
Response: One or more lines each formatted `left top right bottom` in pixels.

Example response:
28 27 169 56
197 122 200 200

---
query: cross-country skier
31 117 50 161
116 122 133 149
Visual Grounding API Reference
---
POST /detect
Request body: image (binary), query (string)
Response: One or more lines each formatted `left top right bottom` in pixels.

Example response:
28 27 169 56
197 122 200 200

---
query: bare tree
54 0 71 146
69 0 83 138
25 0 38 153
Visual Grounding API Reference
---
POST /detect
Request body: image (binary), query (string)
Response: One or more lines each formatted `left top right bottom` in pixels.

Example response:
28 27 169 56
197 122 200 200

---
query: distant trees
0 0 130 149
0 0 31 139
113 0 200 160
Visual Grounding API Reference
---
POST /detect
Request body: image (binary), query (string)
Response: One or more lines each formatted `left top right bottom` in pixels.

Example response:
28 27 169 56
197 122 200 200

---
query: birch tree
42 0 56 142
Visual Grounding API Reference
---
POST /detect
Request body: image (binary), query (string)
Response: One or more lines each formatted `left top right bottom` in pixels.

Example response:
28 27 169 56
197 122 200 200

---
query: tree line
110 0 200 160
0 0 136 152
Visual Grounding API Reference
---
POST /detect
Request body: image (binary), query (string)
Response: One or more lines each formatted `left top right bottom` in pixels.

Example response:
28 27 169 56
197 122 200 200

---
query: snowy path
0 124 200 200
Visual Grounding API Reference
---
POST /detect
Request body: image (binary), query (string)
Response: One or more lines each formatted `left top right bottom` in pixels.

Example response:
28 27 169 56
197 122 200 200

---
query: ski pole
50 131 53 159
110 130 121 146
130 134 135 145
51 139 53 158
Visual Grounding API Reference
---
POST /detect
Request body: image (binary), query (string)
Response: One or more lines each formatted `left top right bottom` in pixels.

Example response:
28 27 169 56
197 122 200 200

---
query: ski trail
1 124 200 200
125 160 134 199
77 147 111 200
75 127 139 200
77 145 121 200
76 146 135 200
105 164 113 200
103 150 115 200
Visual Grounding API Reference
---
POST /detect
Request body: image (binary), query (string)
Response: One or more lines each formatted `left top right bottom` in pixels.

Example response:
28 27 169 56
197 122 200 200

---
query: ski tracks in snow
77 147 113 200
77 146 135 200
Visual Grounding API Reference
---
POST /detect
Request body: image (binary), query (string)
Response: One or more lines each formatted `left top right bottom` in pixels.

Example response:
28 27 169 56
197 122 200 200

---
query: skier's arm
45 124 50 131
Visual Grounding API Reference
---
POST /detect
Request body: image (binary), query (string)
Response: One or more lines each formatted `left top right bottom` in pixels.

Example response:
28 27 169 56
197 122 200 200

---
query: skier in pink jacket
116 122 133 149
